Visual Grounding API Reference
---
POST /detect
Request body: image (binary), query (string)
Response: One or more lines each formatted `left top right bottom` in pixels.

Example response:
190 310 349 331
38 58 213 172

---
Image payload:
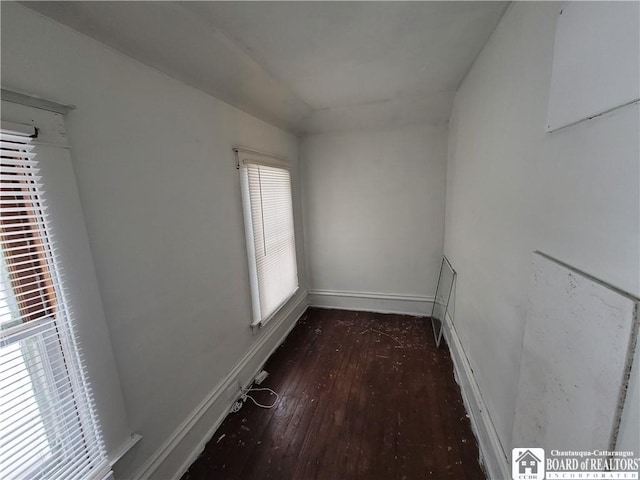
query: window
235 147 298 326
0 123 110 480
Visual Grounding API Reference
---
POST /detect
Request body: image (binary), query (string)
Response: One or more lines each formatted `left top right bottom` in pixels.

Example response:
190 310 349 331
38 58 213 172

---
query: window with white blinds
238 151 298 326
0 126 110 480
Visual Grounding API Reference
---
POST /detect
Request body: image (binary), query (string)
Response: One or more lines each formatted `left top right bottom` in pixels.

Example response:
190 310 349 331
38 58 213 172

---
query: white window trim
234 146 298 327
233 146 289 170
1 99 135 467
0 121 110 480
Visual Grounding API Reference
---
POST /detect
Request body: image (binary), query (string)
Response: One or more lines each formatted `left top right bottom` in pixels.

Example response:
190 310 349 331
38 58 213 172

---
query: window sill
108 433 142 467
251 288 300 330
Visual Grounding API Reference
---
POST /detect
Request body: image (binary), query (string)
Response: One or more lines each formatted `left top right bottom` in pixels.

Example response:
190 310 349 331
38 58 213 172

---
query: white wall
301 124 447 312
445 0 639 465
1 4 306 479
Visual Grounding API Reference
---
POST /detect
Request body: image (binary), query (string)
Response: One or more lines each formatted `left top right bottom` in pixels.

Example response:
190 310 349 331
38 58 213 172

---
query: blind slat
0 128 109 480
241 162 298 324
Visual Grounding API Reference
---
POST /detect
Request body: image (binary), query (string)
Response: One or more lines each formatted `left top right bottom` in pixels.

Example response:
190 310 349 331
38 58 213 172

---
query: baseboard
442 312 510 480
130 291 308 480
307 289 434 316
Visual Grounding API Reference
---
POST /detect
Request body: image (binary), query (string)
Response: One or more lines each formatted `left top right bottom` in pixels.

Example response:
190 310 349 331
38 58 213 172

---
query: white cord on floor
244 387 279 408
230 387 279 413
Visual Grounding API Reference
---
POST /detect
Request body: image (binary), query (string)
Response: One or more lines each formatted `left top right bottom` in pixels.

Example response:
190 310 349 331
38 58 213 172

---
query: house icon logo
512 448 545 480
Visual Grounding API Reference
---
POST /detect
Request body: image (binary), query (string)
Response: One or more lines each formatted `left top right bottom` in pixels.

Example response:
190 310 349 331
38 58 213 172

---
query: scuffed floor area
181 307 485 480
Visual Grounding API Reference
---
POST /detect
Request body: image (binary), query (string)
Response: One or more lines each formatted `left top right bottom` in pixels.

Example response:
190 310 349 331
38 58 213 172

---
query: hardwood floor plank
395 316 437 479
239 309 339 479
258 309 350 479
315 318 374 480
187 310 316 479
181 308 485 480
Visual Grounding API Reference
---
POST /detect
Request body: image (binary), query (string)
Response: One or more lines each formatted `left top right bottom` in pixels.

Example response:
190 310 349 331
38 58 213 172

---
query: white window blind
0 127 110 480
238 151 298 325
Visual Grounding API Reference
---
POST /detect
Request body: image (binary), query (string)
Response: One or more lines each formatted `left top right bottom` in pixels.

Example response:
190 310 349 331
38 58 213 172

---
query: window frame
234 147 299 327
1 98 134 472
0 121 110 480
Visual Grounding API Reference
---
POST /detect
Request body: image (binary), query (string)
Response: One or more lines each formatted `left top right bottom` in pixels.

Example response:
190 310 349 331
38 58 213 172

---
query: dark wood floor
181 308 485 480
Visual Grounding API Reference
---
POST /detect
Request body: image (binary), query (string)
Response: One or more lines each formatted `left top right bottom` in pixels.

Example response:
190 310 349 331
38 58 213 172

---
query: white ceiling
23 1 508 135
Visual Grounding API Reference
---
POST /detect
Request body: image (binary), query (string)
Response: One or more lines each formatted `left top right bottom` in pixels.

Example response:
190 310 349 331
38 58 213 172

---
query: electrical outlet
254 370 269 385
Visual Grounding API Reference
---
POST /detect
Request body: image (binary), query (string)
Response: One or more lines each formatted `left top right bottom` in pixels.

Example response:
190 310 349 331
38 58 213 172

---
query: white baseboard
442 312 510 480
130 292 308 480
307 289 434 316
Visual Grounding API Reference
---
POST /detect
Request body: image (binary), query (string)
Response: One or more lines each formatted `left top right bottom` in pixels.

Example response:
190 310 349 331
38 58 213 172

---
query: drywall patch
512 252 639 452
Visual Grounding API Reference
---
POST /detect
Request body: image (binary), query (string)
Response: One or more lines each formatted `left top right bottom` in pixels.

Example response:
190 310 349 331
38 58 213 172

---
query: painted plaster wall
445 1 639 460
301 124 447 300
1 4 306 478
617 341 640 453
